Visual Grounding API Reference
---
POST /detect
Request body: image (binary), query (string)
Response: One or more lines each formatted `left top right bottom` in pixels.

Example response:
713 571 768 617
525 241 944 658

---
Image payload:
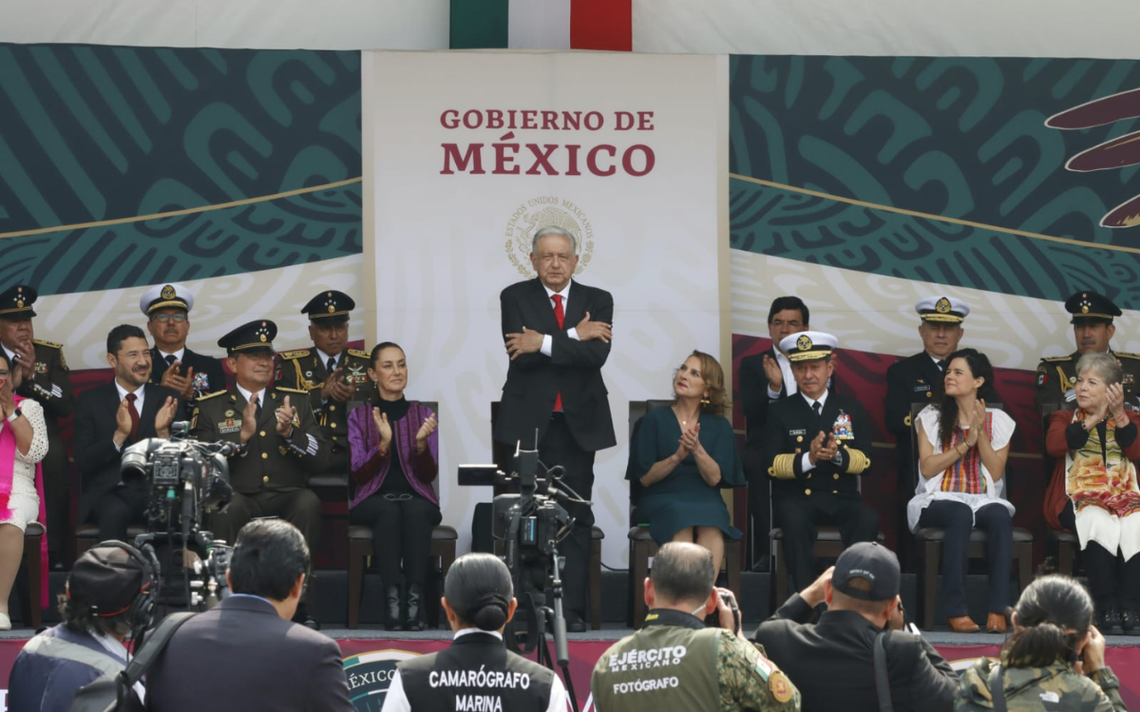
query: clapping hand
239 395 259 444
0 372 14 418
575 311 613 343
275 395 297 437
9 340 33 387
762 354 783 392
965 399 985 446
678 422 702 456
416 412 437 449
154 396 178 438
321 368 355 402
1107 383 1128 423
114 397 134 445
372 407 393 452
160 361 196 400
809 432 838 464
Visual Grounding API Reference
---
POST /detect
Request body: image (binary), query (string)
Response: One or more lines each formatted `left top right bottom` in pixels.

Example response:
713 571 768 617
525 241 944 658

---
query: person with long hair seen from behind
1044 351 1140 634
955 575 1125 711
909 348 1015 634
627 350 745 570
348 342 440 631
380 553 568 712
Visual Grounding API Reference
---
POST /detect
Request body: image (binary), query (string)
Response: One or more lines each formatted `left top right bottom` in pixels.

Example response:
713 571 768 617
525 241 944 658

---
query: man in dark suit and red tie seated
141 282 227 404
144 519 353 712
762 331 879 593
494 225 615 633
75 325 182 541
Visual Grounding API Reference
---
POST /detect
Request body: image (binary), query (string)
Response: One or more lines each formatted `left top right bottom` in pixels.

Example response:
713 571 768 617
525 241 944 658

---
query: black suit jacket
754 594 957 712
740 347 844 447
75 382 182 523
762 390 872 512
149 346 228 399
493 278 616 452
145 596 352 712
884 352 943 485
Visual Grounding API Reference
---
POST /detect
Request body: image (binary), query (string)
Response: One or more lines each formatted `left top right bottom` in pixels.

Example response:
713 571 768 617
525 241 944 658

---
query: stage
1 626 1137 711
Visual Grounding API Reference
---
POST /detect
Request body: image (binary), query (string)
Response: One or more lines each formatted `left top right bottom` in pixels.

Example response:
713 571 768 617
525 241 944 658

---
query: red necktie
552 294 564 412
125 392 140 443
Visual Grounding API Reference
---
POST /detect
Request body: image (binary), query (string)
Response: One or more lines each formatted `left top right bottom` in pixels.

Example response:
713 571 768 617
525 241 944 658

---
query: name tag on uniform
912 383 931 393
219 418 241 434
789 429 807 436
833 412 854 440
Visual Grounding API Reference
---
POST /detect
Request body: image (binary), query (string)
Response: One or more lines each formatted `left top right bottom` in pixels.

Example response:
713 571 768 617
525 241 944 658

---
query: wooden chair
489 402 606 630
1040 405 1079 576
20 522 45 628
909 402 1035 629
345 400 457 629
626 400 743 629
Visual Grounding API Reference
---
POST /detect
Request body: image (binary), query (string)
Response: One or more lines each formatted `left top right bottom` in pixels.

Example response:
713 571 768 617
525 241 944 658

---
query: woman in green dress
628 350 745 569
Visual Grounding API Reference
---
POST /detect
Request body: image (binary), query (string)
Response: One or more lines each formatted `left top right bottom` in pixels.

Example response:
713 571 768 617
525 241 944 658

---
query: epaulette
1115 351 1140 360
195 390 229 402
278 349 310 360
347 348 370 359
32 339 62 349
276 386 309 395
1042 355 1072 362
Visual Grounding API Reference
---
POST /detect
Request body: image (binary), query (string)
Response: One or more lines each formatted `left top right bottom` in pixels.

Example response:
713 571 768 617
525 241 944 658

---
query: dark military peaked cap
0 285 37 320
218 320 277 355
1065 291 1121 324
301 290 354 324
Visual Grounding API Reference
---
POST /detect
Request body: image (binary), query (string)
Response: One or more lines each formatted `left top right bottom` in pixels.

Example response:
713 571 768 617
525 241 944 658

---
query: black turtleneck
376 396 414 496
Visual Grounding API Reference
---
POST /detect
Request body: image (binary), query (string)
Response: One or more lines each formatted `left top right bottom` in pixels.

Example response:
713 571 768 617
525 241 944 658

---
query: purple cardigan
348 401 439 509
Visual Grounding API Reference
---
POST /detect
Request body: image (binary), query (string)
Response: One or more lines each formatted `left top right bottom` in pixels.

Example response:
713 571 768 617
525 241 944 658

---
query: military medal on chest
833 410 854 440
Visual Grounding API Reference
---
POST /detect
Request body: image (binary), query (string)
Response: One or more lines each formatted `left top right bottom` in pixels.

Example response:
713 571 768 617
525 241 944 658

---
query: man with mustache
192 320 328 627
0 285 73 568
494 225 615 633
1035 291 1140 413
75 324 181 541
277 290 372 473
884 296 969 567
762 331 879 594
142 282 227 403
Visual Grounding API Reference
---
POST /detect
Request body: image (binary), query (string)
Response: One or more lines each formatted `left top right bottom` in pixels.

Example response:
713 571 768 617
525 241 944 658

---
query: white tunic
907 405 1016 532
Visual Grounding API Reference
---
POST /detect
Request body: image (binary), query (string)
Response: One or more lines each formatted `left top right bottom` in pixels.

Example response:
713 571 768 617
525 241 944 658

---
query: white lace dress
0 399 48 531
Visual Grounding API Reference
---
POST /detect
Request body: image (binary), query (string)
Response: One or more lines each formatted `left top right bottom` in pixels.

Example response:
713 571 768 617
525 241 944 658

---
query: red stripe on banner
570 0 631 51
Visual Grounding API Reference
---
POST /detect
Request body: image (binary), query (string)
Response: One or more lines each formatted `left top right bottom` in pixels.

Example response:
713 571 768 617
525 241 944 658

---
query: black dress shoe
1122 610 1138 634
404 583 425 631
385 585 404 631
301 616 321 630
1099 607 1122 635
750 556 771 574
565 612 587 633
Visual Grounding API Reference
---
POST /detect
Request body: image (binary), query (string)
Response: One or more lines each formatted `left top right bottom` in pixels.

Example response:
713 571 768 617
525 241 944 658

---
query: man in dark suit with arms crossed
75 324 181 541
145 518 352 712
495 225 615 632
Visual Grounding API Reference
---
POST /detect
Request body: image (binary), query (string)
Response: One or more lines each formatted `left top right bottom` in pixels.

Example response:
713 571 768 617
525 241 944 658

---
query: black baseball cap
69 545 147 617
832 542 900 602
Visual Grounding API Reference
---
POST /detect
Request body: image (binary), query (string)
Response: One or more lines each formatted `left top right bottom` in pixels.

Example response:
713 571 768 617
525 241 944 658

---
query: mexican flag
450 0 631 50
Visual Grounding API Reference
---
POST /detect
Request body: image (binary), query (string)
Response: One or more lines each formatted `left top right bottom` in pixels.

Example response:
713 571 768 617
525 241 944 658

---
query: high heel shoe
947 615 980 633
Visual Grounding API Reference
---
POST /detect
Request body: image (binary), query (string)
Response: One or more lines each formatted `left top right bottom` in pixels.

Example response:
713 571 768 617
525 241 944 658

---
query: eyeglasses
0 370 9 378
152 313 188 323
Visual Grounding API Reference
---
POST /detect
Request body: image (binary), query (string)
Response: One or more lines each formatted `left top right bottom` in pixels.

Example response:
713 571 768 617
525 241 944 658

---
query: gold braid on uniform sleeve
769 454 797 480
844 448 870 475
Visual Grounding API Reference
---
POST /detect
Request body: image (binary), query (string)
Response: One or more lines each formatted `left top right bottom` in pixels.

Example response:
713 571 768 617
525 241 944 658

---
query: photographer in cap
10 542 156 712
592 542 800 712
754 542 957 712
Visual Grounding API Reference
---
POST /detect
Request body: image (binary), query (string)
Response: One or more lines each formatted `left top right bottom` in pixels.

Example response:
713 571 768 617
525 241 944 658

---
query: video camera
120 422 236 608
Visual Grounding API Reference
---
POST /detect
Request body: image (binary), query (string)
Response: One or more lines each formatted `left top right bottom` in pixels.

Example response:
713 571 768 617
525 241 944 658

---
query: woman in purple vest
349 342 440 631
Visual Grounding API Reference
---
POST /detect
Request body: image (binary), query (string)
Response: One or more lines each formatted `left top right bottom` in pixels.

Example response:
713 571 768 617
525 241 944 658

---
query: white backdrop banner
363 50 728 565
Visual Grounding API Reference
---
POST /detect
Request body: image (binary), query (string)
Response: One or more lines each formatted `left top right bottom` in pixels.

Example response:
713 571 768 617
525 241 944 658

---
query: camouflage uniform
956 656 1125 711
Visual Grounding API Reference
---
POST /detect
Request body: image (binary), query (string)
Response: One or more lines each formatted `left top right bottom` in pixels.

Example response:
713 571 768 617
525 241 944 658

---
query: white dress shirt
539 282 581 357
799 390 830 473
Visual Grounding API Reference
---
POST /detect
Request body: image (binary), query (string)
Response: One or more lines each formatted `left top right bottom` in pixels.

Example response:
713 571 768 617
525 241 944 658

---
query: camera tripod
508 548 580 712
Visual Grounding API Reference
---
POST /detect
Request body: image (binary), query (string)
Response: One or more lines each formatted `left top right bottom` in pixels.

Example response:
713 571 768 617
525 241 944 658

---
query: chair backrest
627 400 674 518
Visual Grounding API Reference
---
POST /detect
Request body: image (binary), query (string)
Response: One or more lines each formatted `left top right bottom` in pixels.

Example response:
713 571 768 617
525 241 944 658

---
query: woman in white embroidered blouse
0 350 49 629
908 348 1015 634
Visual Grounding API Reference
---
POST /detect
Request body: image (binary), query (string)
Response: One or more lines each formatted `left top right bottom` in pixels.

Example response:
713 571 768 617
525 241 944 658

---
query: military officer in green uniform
1035 291 1140 413
591 542 800 712
0 285 73 567
276 290 371 473
192 319 329 561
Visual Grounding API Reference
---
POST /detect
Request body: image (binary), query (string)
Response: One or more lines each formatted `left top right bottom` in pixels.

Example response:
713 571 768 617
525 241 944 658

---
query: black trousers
92 480 150 542
350 494 441 586
918 500 1012 617
774 495 879 593
210 489 322 552
743 447 769 567
43 431 70 555
538 414 594 617
1059 502 1140 611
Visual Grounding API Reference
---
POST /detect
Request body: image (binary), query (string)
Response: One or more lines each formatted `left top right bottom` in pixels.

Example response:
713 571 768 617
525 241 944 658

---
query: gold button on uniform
807 474 812 479
926 392 932 399
263 476 269 483
329 405 337 412
834 473 840 480
262 452 268 459
260 431 266 437
796 435 803 442
330 422 337 428
805 488 812 496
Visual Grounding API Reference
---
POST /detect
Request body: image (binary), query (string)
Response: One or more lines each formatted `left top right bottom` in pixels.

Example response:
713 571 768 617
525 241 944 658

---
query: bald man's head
650 542 716 608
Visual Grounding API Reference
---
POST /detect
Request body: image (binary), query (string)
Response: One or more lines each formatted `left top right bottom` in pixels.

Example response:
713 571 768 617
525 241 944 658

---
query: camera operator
591 542 800 712
381 553 567 712
753 542 957 712
145 519 351 712
10 542 157 712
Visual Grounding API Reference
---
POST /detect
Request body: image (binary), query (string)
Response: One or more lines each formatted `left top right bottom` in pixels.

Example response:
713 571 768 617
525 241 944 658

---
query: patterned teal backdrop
0 44 363 295
729 55 1140 309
